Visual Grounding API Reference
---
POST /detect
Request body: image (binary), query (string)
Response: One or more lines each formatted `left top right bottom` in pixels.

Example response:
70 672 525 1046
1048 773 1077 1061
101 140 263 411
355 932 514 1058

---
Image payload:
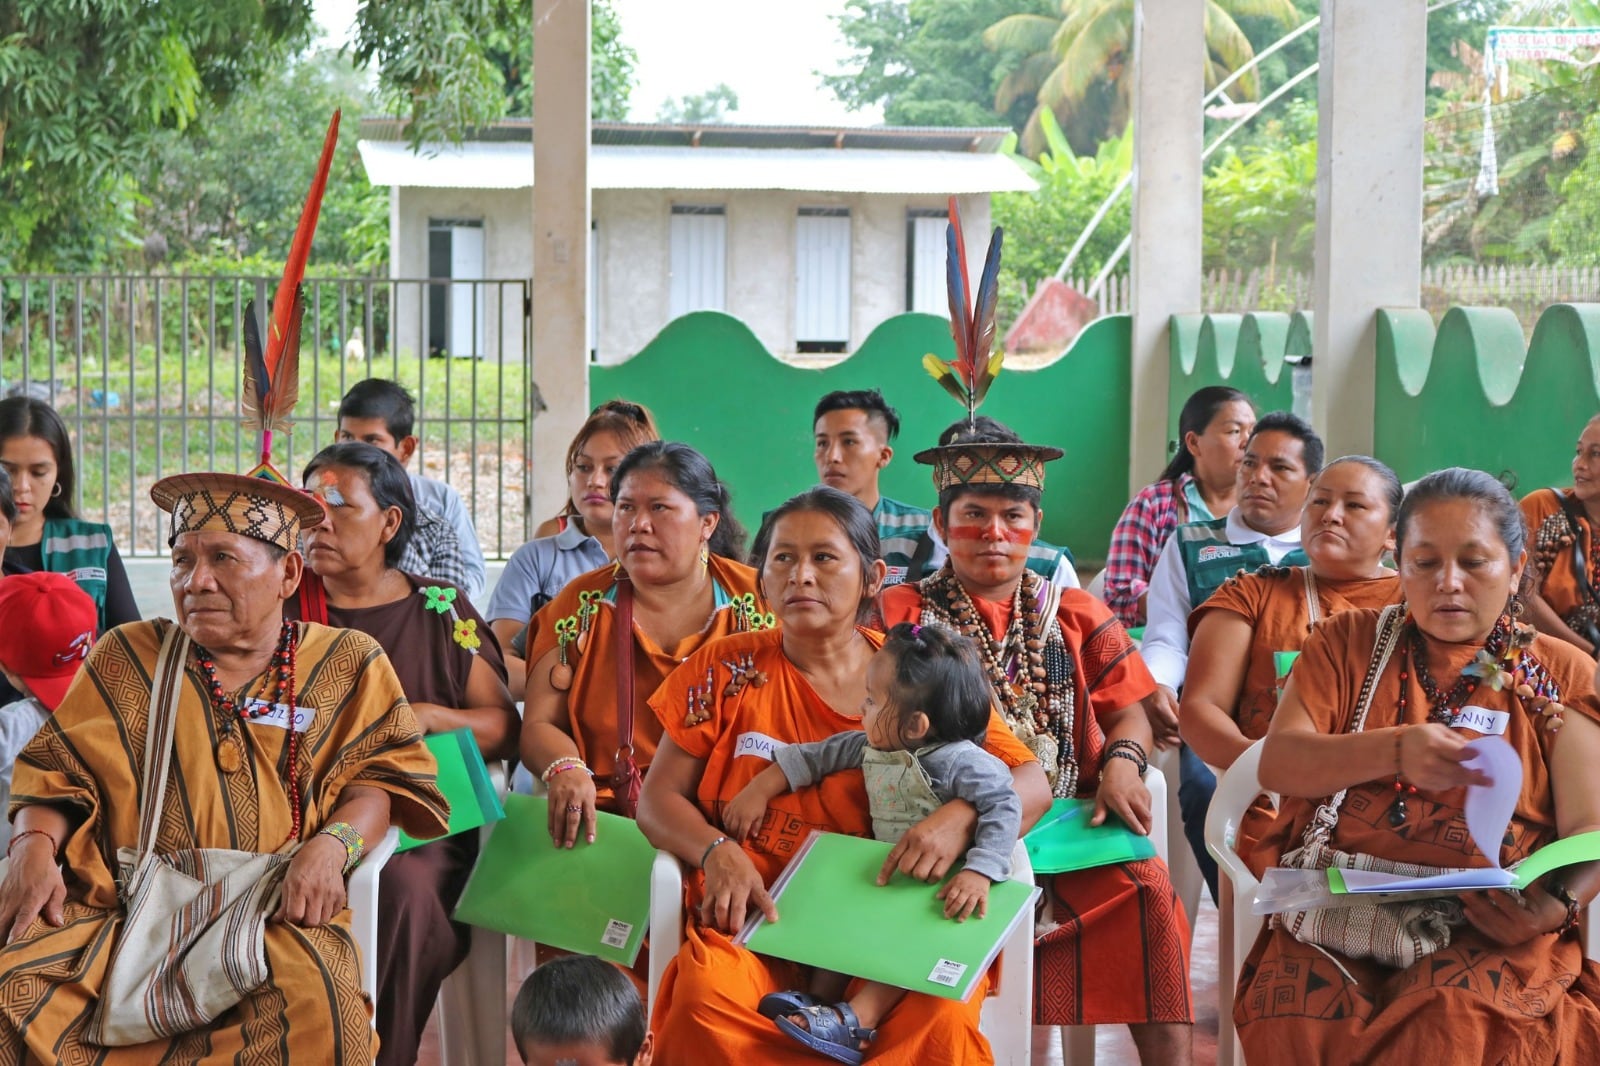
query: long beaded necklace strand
1388 615 1510 826
929 569 1048 730
193 620 304 844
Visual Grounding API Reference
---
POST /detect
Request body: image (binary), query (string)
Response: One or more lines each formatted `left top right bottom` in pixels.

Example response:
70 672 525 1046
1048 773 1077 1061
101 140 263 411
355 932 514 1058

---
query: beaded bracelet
1104 739 1149 775
6 829 57 860
701 835 729 869
1552 883 1582 937
318 821 366 876
540 756 591 785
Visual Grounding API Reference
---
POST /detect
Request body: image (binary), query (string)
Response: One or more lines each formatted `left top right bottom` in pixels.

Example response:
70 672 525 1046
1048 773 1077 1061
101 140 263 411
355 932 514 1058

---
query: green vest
1175 517 1308 608
42 517 113 627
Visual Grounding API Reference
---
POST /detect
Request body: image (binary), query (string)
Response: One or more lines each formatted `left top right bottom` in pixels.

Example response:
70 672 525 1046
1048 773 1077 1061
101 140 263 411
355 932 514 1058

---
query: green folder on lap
739 831 1040 1002
396 728 507 852
1023 797 1157 874
452 793 655 966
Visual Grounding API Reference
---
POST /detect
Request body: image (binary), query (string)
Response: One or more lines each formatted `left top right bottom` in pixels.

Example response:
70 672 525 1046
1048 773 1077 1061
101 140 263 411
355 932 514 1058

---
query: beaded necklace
1399 613 1511 728
918 566 1079 797
193 620 304 843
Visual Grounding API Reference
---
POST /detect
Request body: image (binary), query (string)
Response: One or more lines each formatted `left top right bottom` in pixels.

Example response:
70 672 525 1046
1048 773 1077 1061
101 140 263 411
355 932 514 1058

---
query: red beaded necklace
193 621 304 844
1388 615 1510 827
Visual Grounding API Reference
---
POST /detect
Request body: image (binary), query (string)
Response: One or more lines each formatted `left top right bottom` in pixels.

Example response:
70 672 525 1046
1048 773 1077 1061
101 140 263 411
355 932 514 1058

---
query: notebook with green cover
1023 797 1157 874
738 831 1039 1002
396 728 506 852
452 793 654 966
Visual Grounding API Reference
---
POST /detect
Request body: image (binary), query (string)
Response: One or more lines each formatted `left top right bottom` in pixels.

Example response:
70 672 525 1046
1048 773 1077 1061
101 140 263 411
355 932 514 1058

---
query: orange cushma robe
880 583 1193 1027
1237 609 1600 1064
646 627 1035 1065
526 555 763 811
1523 487 1598 625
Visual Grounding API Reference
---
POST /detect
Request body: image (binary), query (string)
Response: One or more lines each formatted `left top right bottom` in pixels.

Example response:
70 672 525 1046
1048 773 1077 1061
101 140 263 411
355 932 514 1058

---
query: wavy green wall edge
590 311 1134 559
1167 312 1301 441
1374 303 1600 488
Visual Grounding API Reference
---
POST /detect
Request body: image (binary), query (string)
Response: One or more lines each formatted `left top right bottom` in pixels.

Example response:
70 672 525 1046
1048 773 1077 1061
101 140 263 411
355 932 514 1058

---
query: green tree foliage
986 0 1301 157
0 0 315 271
353 0 637 147
657 84 740 124
1550 111 1600 264
991 112 1131 323
1202 103 1317 275
137 51 387 274
826 0 1058 129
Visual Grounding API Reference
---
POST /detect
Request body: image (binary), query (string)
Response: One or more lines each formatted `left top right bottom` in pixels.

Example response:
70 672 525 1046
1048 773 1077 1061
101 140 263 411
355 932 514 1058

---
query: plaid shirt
398 504 474 594
1102 474 1207 627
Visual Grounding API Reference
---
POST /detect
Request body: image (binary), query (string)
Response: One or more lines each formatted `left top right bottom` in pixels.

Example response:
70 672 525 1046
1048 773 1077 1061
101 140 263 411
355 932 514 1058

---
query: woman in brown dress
298 441 519 1066
1238 467 1600 1063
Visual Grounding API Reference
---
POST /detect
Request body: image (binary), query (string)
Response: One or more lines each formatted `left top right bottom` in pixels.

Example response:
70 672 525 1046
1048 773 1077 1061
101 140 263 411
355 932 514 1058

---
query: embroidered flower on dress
422 586 458 614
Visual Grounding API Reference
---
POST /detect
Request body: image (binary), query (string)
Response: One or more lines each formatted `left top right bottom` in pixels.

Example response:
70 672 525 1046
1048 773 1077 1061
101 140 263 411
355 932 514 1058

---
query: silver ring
565 804 582 813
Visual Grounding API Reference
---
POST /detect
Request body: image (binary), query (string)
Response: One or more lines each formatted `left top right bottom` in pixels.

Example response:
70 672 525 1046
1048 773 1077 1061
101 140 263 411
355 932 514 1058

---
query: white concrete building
357 120 1035 364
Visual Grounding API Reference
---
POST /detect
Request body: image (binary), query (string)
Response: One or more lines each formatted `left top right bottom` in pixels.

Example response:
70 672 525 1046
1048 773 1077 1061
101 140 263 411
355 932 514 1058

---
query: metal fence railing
0 275 533 557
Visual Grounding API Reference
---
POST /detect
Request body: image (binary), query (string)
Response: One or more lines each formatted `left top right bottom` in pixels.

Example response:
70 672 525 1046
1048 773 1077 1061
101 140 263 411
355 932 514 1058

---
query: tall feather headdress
241 109 341 483
921 196 1006 429
914 197 1062 492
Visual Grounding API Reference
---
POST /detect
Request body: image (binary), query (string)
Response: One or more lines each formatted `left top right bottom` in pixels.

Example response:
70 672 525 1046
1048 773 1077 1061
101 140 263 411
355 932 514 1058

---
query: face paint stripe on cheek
945 526 1035 545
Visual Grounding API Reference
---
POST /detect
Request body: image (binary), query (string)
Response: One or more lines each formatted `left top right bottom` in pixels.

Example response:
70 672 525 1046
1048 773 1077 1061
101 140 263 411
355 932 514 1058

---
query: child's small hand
936 869 991 922
721 784 769 842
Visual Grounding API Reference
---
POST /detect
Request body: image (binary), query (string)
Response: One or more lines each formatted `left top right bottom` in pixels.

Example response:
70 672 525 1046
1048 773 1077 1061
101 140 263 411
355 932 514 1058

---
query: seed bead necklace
193 620 305 844
923 568 1049 731
1388 614 1511 827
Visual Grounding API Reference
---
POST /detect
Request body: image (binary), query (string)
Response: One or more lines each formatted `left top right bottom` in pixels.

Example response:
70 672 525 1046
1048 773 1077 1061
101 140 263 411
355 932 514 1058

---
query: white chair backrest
1205 739 1267 887
1084 568 1107 604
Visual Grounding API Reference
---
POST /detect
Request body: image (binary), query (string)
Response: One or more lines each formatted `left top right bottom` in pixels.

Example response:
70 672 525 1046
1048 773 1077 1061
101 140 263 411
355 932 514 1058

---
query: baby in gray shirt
723 623 1021 1064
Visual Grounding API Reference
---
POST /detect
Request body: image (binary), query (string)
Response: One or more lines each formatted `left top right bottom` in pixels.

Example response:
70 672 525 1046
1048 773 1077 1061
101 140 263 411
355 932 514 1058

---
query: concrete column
1311 0 1426 457
1128 0 1204 494
531 0 591 523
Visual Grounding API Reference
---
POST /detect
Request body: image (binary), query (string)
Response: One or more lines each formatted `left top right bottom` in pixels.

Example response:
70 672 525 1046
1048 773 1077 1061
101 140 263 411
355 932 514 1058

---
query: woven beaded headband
151 471 326 552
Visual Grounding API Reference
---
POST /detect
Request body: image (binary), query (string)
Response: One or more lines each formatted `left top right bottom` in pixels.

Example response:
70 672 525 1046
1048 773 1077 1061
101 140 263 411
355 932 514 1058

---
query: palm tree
986 0 1302 157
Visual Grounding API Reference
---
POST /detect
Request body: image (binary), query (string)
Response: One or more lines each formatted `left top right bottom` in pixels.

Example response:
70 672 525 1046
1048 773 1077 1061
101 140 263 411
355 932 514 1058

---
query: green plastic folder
1023 797 1157 874
1326 830 1600 897
739 831 1040 1002
396 728 506 852
452 794 655 966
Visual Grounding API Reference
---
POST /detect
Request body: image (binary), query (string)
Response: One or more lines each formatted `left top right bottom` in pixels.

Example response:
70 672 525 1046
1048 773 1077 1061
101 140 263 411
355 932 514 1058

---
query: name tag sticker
1453 705 1510 736
242 699 313 733
733 731 787 762
928 958 968 987
600 919 633 949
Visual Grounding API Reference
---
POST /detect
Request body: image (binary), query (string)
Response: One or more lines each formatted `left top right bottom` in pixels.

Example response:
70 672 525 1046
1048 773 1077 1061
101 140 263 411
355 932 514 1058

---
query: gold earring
699 542 710 571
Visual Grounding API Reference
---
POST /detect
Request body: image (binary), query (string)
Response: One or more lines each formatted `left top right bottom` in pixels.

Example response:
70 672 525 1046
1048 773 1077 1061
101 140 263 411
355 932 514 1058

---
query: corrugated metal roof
358 140 1037 194
356 117 1013 153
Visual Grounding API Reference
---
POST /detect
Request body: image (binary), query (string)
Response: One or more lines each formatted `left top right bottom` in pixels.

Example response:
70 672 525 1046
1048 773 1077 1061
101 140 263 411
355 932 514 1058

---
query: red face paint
944 525 1035 545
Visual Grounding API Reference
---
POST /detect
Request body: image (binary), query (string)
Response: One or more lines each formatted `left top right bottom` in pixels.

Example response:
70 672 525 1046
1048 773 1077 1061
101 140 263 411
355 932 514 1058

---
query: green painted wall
589 311 1134 561
1374 303 1600 489
1167 311 1300 447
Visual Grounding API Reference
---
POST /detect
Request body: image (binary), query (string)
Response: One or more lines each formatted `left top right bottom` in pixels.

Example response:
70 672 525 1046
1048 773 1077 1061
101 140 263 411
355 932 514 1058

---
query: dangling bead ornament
721 652 768 698
193 620 305 843
684 665 715 727
1389 778 1419 828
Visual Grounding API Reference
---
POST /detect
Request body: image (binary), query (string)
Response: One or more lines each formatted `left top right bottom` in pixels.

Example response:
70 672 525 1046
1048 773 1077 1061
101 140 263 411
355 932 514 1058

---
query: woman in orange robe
638 487 1050 1065
1521 413 1600 658
1239 468 1600 1064
1181 457 1404 868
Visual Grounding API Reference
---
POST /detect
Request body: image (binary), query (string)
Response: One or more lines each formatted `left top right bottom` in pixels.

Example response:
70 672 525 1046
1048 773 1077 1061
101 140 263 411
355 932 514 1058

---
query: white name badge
733 731 787 762
242 699 313 733
1452 705 1510 736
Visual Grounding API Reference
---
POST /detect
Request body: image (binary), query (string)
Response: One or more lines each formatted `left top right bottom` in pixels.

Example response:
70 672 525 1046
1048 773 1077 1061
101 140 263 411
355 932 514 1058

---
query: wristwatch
1551 883 1582 937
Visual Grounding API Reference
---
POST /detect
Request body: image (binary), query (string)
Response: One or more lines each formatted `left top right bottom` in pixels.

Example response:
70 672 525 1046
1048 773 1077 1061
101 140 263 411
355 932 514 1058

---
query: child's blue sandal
757 990 826 1019
772 1001 876 1065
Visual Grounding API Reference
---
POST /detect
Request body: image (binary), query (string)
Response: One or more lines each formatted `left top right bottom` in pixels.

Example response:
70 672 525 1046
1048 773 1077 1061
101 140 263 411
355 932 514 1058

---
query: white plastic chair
349 827 401 1015
648 839 1036 1065
1203 739 1267 1066
1084 569 1107 604
1055 764 1171 1066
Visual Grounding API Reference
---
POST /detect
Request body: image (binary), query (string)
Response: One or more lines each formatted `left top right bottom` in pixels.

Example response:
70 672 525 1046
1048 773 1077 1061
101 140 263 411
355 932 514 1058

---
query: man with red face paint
878 419 1194 1066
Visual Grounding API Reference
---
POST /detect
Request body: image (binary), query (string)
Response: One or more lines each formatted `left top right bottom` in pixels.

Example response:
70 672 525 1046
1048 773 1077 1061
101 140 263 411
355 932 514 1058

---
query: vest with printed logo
41 517 113 626
1175 516 1308 607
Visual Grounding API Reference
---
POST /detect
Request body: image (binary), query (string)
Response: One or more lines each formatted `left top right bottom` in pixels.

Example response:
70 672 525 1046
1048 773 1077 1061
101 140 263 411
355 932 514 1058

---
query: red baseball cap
0 572 97 711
